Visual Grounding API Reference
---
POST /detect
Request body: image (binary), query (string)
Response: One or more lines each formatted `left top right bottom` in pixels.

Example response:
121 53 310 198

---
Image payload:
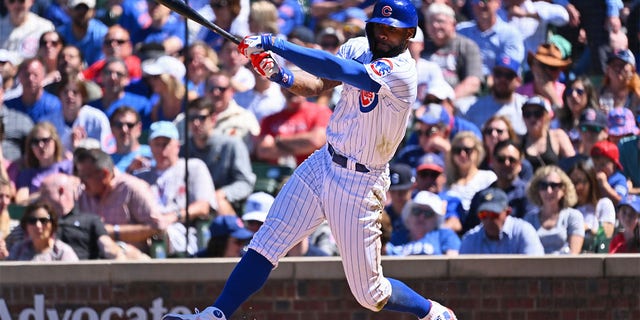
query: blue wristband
261 34 274 51
270 66 294 88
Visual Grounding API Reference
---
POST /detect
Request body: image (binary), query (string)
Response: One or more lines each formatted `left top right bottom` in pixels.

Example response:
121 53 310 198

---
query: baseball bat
153 0 242 44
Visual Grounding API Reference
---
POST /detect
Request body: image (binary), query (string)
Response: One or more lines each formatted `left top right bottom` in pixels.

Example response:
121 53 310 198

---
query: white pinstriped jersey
327 37 417 169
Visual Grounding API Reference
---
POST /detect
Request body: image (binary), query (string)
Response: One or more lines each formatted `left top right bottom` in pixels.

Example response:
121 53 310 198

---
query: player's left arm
241 34 382 92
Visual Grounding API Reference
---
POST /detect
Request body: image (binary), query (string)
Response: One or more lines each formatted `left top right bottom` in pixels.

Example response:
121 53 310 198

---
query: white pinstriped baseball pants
249 145 392 311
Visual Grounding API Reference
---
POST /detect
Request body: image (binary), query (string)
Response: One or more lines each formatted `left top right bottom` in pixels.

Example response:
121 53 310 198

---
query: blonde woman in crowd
14 122 74 204
525 165 585 254
186 41 220 97
0 177 13 241
444 131 497 216
143 55 196 123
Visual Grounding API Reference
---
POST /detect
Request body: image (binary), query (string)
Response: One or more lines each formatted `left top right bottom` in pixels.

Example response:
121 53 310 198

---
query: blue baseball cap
607 49 636 67
149 121 179 140
618 195 640 213
209 216 254 240
416 153 445 173
476 188 509 213
419 104 450 126
494 53 520 76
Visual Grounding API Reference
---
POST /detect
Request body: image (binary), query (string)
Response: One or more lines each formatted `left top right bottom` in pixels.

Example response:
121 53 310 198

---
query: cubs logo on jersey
359 90 378 113
370 59 394 77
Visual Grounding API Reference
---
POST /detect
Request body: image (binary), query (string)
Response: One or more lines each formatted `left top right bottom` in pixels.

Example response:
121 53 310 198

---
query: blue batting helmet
366 0 418 29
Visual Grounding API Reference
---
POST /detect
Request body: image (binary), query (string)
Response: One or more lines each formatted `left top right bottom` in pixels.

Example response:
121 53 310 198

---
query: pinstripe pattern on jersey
326 38 417 168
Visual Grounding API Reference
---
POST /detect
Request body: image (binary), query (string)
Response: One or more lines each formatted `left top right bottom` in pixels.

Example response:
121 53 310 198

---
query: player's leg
324 167 456 319
163 151 327 320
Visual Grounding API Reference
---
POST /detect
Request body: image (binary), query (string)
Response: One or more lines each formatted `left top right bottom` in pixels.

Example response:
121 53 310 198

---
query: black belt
327 144 370 173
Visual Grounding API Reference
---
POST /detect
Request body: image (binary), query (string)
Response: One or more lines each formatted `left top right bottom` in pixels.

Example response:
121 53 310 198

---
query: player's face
368 23 414 59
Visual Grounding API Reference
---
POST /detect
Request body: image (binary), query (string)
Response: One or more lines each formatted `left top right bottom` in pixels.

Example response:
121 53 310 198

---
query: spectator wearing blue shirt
460 188 544 255
141 0 186 55
273 0 305 36
89 58 152 128
56 0 108 66
457 0 525 78
385 163 415 246
590 140 628 204
109 106 153 174
464 140 536 234
5 58 62 123
386 191 461 256
413 153 465 235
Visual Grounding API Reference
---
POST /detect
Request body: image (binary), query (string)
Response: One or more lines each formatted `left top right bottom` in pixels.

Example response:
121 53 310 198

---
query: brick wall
1 256 639 320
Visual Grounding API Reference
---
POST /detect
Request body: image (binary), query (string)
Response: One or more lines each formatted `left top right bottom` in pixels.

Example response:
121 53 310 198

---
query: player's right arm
287 67 342 97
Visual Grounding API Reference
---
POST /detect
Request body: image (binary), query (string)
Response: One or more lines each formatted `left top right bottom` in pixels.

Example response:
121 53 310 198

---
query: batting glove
238 34 274 58
250 52 294 88
250 52 279 78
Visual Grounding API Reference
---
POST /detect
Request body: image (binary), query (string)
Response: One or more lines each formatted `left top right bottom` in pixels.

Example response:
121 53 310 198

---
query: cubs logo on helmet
359 90 379 113
370 59 394 76
366 0 418 28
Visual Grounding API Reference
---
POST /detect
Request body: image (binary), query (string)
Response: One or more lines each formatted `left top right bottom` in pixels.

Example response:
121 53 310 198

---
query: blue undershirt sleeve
267 38 382 93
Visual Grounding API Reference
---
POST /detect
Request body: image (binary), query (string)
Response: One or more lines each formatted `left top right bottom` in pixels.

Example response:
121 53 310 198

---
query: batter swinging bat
152 0 242 44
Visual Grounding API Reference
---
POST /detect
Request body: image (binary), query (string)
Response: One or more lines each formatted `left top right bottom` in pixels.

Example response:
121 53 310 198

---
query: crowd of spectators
1 0 640 261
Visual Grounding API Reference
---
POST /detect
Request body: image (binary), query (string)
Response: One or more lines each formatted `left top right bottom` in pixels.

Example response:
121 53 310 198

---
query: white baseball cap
0 49 21 66
68 0 96 9
242 192 275 223
412 191 445 216
142 55 186 81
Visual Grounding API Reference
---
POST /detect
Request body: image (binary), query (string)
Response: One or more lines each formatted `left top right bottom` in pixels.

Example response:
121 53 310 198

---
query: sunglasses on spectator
566 88 585 96
40 39 61 46
522 109 545 119
30 137 53 146
26 217 51 225
417 169 441 179
111 121 138 129
411 207 437 217
478 211 500 220
483 127 505 136
452 146 475 155
495 155 519 165
103 38 128 45
208 86 229 92
188 114 209 122
580 125 603 133
493 69 516 80
210 0 229 8
538 181 563 191
417 127 439 137
7 0 26 4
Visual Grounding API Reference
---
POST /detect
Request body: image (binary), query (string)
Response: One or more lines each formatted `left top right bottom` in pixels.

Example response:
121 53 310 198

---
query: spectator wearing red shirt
254 88 332 167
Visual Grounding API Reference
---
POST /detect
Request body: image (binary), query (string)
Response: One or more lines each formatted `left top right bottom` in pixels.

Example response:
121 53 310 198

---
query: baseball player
163 0 457 319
